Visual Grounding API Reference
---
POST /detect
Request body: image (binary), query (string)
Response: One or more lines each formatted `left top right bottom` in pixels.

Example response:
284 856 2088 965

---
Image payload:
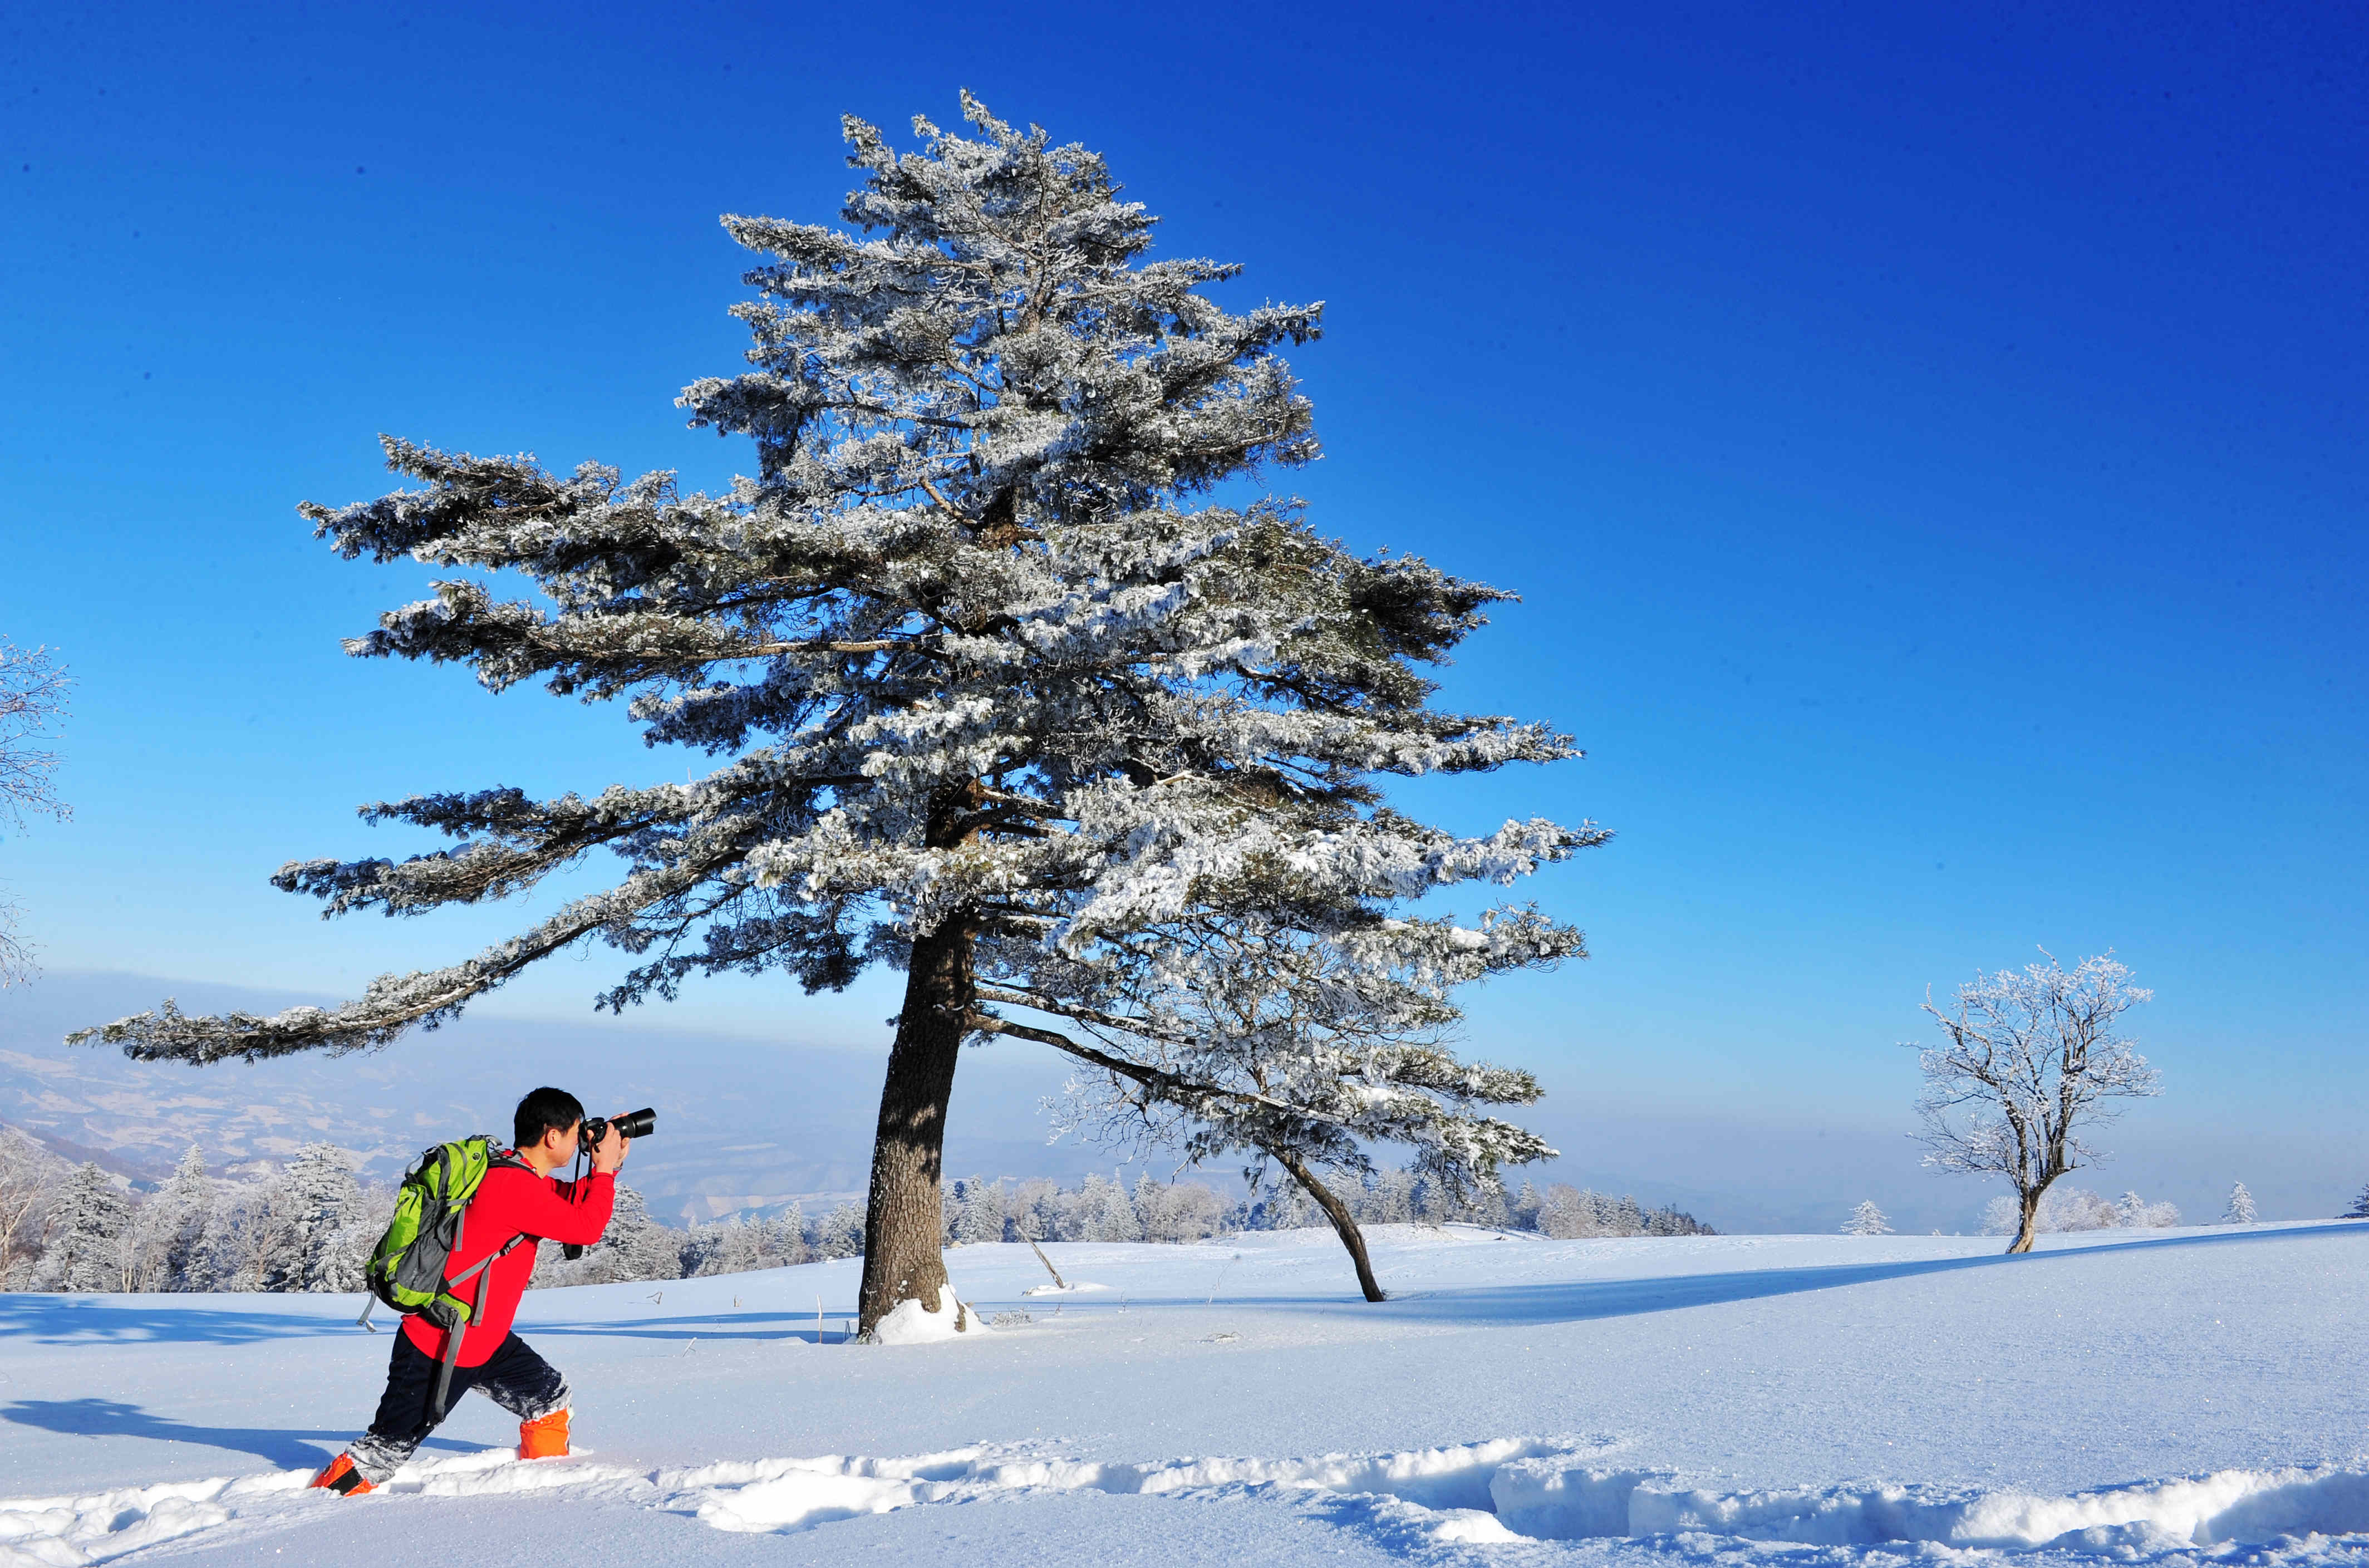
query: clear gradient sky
2 2 2362 1225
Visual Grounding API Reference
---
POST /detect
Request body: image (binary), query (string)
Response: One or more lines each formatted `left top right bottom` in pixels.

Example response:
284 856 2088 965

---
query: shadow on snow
1340 1222 2369 1328
0 1397 479 1469
0 1223 2355 1349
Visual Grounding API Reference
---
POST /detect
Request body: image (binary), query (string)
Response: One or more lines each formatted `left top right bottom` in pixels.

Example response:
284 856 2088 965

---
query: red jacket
401 1162 615 1368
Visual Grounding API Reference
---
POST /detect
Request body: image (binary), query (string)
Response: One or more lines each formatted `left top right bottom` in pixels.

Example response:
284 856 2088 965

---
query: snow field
3 1223 2365 1565
16 1437 2369 1564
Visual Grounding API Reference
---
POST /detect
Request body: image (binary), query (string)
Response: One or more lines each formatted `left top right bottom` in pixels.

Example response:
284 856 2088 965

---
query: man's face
540 1120 582 1161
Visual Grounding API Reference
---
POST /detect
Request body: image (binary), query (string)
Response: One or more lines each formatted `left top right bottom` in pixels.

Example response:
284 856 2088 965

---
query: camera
561 1108 656 1261
580 1107 656 1151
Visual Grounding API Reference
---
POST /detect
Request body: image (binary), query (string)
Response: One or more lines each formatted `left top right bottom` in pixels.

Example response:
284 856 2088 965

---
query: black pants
346 1331 570 1484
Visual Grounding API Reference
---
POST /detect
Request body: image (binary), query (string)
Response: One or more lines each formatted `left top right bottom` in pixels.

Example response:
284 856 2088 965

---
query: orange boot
518 1407 571 1460
308 1453 375 1496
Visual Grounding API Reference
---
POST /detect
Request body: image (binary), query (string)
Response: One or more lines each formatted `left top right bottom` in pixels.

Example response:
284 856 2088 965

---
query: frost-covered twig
0 640 71 987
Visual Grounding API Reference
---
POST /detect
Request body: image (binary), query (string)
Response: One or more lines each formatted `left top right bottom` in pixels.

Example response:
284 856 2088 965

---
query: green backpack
360 1136 534 1329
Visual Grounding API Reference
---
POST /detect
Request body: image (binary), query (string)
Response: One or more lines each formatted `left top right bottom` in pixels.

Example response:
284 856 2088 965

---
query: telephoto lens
578 1108 657 1151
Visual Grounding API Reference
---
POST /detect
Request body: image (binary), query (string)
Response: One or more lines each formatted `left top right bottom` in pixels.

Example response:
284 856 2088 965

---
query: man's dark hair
514 1087 586 1151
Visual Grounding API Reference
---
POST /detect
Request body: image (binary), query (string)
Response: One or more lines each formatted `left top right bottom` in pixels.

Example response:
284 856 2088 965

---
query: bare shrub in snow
1911 950 2161 1255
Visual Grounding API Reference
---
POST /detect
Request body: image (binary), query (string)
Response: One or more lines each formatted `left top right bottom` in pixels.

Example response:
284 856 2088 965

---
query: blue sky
1 1 2361 1224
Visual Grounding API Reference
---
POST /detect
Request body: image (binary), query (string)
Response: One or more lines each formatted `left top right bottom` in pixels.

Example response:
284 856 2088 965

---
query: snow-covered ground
3 1222 2365 1567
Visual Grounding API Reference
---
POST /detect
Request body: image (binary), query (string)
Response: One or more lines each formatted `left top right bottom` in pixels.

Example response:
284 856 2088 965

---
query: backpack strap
446 1231 532 1290
427 1231 533 1424
444 1155 537 1296
424 1154 542 1422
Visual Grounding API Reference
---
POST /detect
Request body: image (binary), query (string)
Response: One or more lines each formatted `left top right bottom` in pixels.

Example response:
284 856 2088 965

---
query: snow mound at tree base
11 1443 2369 1564
868 1285 992 1344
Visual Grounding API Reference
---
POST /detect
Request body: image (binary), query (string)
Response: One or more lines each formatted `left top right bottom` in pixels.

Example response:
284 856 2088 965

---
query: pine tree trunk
856 918 973 1334
2007 1186 2042 1255
1275 1148 1387 1302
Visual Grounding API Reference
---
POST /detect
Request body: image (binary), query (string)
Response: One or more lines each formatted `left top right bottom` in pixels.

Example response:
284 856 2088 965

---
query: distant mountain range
0 970 1098 1224
3 971 2013 1236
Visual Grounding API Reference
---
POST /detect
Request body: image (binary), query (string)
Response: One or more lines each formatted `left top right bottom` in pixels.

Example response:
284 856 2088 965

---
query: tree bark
1274 1148 1387 1302
2007 1185 2042 1255
856 918 974 1334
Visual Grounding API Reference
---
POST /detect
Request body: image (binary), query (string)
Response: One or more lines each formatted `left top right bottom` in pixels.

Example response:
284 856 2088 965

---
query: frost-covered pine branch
1909 951 2160 1255
997 902 1580 1299
71 96 1601 1331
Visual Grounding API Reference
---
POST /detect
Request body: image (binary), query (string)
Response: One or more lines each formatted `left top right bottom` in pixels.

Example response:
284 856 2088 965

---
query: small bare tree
1910 950 2160 1255
0 641 71 986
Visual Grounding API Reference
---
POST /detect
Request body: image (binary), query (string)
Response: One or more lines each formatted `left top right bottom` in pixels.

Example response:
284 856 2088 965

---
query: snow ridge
11 1441 2369 1565
1494 1459 2369 1550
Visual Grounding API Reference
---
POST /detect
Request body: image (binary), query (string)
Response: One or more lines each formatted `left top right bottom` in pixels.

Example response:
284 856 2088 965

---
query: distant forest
0 1127 1711 1293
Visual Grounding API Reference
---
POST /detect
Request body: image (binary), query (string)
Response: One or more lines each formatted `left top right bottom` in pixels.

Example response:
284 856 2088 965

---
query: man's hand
590 1117 630 1174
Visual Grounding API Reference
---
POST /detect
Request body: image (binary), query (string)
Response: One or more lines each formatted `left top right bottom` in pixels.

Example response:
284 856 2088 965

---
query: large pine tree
75 97 1601 1331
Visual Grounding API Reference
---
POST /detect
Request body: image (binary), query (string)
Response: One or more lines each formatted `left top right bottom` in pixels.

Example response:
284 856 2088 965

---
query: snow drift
12 1440 2369 1565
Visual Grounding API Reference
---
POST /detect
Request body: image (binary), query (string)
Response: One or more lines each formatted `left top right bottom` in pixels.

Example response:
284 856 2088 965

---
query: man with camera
310 1087 633 1495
